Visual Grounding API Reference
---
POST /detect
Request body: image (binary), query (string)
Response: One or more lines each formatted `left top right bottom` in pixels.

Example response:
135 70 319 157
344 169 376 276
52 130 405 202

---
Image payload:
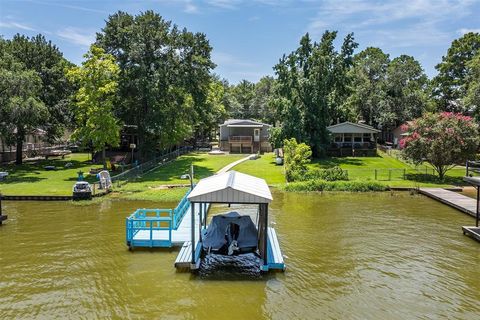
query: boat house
181 170 285 272
219 119 272 153
326 122 380 156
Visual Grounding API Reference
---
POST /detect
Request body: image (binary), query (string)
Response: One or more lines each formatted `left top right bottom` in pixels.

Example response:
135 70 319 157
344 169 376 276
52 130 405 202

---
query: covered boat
72 181 92 200
202 211 258 255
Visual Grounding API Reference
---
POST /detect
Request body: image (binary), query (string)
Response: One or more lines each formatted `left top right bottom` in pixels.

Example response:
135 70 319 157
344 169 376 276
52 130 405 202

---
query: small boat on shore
72 181 92 200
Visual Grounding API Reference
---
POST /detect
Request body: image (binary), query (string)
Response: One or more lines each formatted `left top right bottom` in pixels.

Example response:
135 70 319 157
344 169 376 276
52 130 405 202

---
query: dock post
374 169 377 180
191 202 196 267
476 187 479 228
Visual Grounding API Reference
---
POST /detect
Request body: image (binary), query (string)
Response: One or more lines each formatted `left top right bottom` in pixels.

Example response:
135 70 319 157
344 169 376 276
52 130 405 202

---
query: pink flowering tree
401 112 479 180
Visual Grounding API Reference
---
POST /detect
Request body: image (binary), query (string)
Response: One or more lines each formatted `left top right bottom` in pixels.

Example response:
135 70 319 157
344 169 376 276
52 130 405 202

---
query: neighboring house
326 121 380 156
219 119 272 153
392 122 411 149
0 128 48 162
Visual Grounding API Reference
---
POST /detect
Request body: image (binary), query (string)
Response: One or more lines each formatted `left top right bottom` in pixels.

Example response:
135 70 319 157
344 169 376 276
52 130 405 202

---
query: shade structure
187 170 272 204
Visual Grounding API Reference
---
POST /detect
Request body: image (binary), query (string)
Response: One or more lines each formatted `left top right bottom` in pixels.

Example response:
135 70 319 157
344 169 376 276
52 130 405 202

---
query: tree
232 80 256 119
401 112 479 180
464 53 480 120
273 31 358 156
346 47 390 127
432 32 480 112
7 34 74 141
0 52 47 164
380 55 430 130
253 76 276 124
67 45 120 169
283 138 312 182
96 11 215 158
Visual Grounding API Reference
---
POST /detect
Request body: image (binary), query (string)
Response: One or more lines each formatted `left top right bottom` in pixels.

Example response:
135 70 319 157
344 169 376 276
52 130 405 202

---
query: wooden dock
462 226 480 242
128 203 208 248
418 188 477 218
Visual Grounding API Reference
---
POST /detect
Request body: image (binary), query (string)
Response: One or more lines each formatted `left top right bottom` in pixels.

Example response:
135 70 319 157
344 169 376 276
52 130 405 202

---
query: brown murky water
0 192 479 319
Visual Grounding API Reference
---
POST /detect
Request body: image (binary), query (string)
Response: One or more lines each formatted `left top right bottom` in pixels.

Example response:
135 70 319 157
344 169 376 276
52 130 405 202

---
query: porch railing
229 136 253 144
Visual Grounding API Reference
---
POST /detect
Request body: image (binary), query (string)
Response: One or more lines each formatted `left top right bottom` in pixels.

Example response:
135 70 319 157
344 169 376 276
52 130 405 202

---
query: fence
342 166 465 181
111 146 193 183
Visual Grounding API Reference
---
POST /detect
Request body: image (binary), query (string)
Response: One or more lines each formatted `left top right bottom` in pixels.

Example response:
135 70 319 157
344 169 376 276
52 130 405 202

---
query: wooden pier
418 188 477 218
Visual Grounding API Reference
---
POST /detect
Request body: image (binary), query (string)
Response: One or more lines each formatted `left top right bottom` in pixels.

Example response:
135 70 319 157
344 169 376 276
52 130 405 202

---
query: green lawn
0 153 102 196
113 153 245 200
309 151 467 188
232 153 285 185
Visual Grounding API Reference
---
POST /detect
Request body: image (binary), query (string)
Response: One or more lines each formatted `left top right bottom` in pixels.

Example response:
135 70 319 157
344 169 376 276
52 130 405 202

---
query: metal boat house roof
187 170 272 204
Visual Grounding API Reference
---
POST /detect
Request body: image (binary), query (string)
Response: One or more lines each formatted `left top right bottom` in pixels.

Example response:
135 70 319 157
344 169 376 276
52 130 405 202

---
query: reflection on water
0 192 479 319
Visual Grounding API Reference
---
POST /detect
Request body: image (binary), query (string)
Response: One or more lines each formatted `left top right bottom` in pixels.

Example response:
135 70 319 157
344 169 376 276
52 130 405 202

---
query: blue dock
126 171 286 272
126 190 209 248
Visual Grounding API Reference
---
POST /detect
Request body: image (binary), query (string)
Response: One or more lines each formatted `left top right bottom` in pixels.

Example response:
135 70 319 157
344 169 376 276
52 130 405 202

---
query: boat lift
174 170 285 272
462 176 480 242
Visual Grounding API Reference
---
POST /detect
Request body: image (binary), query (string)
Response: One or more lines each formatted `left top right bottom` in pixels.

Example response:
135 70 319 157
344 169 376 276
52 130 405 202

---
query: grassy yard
0 149 468 200
0 153 102 196
309 151 467 188
113 153 245 200
232 153 285 185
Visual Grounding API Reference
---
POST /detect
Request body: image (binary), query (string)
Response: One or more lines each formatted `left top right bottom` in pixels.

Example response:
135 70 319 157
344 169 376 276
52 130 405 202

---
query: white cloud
205 0 242 10
212 51 255 67
184 1 199 13
306 0 477 46
0 20 36 31
56 28 95 47
458 28 480 35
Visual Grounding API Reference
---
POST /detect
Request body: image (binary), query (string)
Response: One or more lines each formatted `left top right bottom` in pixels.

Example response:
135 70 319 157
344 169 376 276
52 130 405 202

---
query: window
354 135 362 142
334 135 342 142
343 134 352 142
363 133 371 141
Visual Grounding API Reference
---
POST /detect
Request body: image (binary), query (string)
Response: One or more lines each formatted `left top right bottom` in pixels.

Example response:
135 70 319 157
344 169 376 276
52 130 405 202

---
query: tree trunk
15 131 24 165
102 147 106 169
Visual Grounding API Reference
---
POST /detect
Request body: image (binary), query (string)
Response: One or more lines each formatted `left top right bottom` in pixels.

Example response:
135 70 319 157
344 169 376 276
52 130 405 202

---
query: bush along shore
283 179 388 192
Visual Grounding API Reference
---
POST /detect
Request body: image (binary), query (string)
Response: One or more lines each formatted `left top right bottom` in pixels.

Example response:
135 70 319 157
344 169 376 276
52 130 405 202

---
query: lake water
1 192 479 319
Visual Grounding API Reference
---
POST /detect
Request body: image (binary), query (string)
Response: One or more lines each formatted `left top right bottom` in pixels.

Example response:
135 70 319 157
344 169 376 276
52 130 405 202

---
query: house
392 123 411 149
219 119 272 153
326 121 380 156
0 128 48 162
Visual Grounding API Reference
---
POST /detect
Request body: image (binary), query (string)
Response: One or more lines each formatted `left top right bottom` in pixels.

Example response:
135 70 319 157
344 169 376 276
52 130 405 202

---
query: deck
418 188 478 218
462 226 480 242
127 202 208 248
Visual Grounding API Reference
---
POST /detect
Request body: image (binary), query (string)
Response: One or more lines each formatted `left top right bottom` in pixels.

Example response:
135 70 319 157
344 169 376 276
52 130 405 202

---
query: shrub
283 180 387 192
293 166 348 182
284 138 312 182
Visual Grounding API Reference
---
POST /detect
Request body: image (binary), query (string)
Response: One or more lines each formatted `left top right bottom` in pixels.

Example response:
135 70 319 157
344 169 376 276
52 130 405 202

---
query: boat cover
202 212 258 253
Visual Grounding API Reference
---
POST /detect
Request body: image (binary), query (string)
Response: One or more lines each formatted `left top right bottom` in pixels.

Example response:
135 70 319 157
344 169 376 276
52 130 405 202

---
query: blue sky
1 0 479 83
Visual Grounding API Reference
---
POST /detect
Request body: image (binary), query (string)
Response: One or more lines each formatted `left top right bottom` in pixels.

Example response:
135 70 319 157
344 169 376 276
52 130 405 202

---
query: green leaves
66 45 120 162
273 31 357 156
433 32 480 112
401 112 479 179
96 11 214 157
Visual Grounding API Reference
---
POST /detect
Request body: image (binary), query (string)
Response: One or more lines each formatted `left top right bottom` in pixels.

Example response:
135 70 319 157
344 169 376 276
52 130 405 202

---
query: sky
1 0 479 84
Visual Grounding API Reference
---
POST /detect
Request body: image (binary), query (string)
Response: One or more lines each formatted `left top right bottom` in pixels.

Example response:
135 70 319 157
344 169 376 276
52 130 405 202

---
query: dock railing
173 188 192 230
126 208 173 248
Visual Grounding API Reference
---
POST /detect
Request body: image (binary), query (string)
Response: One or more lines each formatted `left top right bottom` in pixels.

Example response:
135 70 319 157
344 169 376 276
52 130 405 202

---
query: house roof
220 119 270 128
188 170 272 204
327 121 381 134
